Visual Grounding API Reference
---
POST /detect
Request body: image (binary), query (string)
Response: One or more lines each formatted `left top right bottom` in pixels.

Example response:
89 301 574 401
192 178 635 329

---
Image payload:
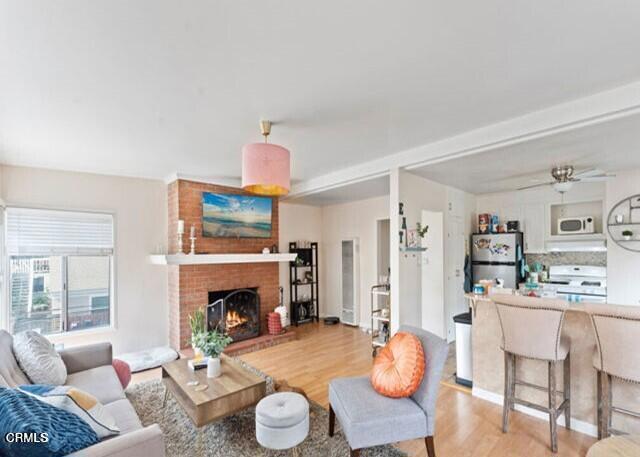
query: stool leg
502 352 512 433
548 361 558 453
563 353 571 431
291 447 300 457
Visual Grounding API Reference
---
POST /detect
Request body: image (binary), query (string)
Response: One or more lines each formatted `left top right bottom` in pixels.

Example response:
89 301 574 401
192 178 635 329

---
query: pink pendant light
242 120 290 196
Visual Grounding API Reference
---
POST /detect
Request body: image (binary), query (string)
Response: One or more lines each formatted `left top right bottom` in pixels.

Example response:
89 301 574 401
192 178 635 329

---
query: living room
2 2 640 457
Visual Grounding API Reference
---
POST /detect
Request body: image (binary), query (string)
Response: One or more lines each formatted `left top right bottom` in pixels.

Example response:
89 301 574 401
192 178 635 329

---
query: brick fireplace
167 179 281 350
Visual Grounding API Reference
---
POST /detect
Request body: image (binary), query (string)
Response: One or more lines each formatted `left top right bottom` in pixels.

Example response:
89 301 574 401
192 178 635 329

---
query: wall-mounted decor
607 193 640 252
202 192 272 238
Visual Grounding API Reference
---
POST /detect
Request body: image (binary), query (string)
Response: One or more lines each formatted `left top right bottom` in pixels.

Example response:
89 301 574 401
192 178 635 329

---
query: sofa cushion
66 365 126 405
20 385 120 440
0 331 30 387
104 399 142 435
329 376 427 450
13 331 67 385
0 386 99 457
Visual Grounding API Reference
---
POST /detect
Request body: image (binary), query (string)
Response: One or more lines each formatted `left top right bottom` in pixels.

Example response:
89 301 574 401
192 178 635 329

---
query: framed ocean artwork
201 192 272 238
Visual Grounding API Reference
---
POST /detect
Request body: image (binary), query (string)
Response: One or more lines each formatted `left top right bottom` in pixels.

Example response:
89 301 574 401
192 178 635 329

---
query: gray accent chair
0 330 165 457
328 325 449 457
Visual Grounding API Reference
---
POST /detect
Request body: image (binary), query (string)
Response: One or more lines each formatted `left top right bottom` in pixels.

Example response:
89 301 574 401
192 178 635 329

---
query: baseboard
471 387 598 438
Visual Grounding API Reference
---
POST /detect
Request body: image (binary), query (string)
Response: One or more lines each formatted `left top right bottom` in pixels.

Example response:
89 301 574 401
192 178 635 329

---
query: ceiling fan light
553 181 573 193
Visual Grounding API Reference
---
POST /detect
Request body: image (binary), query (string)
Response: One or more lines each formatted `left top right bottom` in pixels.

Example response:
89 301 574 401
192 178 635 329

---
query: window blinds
6 207 114 256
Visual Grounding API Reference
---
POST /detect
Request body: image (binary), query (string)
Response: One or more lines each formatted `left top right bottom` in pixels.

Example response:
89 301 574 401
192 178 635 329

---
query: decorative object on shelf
289 242 319 325
202 192 272 238
177 219 185 255
271 244 278 253
607 193 640 252
189 224 196 255
267 312 283 335
242 120 290 196
407 229 419 248
478 213 490 234
192 328 232 378
416 222 429 239
188 308 206 358
262 247 270 254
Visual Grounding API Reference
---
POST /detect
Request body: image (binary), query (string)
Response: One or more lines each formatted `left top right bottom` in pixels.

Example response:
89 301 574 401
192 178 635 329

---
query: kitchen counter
465 294 640 436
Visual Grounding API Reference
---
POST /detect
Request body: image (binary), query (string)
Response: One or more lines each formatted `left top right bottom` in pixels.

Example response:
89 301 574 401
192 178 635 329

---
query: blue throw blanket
0 387 99 457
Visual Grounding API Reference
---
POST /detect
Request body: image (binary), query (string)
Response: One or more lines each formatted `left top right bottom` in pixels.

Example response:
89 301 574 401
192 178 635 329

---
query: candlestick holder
189 237 196 255
176 233 185 255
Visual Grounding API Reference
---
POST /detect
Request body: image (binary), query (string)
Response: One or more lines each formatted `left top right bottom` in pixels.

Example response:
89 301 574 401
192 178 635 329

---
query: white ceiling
411 112 640 194
2 1 640 184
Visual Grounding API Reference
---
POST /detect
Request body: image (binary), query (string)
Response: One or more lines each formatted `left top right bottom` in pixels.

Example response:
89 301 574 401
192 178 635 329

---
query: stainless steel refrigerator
471 233 524 289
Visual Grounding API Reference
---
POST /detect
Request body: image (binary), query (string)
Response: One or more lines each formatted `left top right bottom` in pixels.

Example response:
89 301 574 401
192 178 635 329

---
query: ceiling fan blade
573 168 614 179
577 175 614 182
517 181 554 191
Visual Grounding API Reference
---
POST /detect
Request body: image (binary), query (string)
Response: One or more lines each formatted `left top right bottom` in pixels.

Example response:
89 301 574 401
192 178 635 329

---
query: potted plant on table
193 328 233 378
188 308 206 358
623 230 634 241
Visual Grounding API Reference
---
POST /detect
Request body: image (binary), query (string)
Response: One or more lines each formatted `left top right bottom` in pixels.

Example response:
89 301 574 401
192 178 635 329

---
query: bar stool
588 304 640 439
492 295 571 453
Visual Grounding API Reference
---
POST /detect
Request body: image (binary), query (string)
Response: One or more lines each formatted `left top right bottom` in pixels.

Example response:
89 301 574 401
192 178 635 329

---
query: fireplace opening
207 288 260 343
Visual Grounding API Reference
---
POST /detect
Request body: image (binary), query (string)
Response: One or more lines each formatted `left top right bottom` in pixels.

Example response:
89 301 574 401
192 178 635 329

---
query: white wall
396 170 476 329
1 165 168 355
606 169 640 305
278 202 323 315
321 195 389 327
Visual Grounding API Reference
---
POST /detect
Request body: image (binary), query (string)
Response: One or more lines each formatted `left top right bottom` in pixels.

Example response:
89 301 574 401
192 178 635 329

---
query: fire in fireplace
207 288 260 342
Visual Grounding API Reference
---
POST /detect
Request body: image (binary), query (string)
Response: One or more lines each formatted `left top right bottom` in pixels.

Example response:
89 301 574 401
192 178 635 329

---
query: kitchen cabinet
522 203 546 253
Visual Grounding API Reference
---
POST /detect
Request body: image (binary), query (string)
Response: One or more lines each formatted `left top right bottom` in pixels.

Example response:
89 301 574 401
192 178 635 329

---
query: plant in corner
622 230 633 241
193 328 233 378
188 308 206 357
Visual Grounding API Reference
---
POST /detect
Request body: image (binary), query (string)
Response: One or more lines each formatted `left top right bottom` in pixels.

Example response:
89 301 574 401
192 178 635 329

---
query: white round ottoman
256 392 309 453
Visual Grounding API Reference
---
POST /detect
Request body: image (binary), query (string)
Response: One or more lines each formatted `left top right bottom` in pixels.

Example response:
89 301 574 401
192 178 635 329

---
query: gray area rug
126 360 406 456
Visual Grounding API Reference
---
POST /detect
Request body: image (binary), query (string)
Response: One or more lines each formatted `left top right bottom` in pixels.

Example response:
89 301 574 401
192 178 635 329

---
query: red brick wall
167 179 280 349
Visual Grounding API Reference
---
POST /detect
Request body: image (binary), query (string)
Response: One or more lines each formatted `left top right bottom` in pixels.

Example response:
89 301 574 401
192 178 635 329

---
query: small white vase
207 357 221 378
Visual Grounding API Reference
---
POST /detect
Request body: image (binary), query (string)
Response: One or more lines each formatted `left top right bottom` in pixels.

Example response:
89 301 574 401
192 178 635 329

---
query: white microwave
558 216 595 235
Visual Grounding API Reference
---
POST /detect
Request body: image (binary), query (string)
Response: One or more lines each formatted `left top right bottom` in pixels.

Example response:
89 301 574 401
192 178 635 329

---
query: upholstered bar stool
587 304 640 439
492 295 571 453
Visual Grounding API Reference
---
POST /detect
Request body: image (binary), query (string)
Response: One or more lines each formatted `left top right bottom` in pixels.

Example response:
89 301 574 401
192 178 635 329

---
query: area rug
126 360 406 456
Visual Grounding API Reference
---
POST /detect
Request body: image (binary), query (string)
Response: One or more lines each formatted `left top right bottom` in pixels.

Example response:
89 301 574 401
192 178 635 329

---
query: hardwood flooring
131 322 596 456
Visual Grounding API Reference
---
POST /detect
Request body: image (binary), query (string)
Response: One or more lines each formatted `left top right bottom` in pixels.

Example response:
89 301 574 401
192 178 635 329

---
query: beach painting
202 192 272 238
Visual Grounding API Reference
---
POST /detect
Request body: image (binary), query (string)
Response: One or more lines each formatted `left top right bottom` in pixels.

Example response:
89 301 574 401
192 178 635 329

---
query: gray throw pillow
13 331 67 385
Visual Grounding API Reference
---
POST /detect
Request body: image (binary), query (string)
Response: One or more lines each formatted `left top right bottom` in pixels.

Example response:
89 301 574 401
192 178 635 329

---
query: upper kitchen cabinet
522 203 546 253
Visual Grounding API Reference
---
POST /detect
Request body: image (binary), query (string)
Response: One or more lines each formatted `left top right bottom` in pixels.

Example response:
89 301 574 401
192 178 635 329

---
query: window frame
2 206 117 337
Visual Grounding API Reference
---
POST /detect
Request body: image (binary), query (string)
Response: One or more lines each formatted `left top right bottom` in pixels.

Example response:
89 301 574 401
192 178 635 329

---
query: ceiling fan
518 166 614 193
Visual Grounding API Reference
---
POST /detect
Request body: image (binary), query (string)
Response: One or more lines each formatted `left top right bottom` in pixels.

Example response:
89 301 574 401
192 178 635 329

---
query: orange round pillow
371 332 425 398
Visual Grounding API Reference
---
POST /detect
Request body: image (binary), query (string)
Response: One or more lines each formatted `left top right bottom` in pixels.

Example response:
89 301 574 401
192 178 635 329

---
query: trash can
453 312 472 387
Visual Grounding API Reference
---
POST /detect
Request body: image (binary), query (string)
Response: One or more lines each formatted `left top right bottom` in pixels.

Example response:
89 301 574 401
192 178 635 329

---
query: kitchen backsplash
525 252 607 268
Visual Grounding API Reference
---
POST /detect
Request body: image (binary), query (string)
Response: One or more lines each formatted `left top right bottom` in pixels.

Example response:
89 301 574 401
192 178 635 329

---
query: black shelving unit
289 242 319 325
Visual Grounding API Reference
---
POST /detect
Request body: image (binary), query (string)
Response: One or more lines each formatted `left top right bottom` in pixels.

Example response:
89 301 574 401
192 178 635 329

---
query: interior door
445 216 466 342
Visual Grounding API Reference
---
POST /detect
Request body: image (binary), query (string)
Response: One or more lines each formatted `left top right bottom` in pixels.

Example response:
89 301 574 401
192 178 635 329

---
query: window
6 208 114 335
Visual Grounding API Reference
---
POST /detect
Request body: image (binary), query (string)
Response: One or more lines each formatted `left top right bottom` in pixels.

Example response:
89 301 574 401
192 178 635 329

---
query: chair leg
596 370 603 440
510 354 516 411
425 436 436 457
502 352 512 433
563 353 571 431
328 405 335 437
548 361 558 453
350 449 360 457
604 373 613 439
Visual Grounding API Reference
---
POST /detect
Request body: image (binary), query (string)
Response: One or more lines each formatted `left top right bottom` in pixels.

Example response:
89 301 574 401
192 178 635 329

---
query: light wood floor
132 322 596 456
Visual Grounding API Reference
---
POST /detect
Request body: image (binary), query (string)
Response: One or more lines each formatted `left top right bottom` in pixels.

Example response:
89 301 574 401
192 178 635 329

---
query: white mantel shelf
148 253 297 266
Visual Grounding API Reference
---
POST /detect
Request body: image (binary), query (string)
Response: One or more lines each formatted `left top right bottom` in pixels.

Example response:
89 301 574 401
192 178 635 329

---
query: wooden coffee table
161 354 266 429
